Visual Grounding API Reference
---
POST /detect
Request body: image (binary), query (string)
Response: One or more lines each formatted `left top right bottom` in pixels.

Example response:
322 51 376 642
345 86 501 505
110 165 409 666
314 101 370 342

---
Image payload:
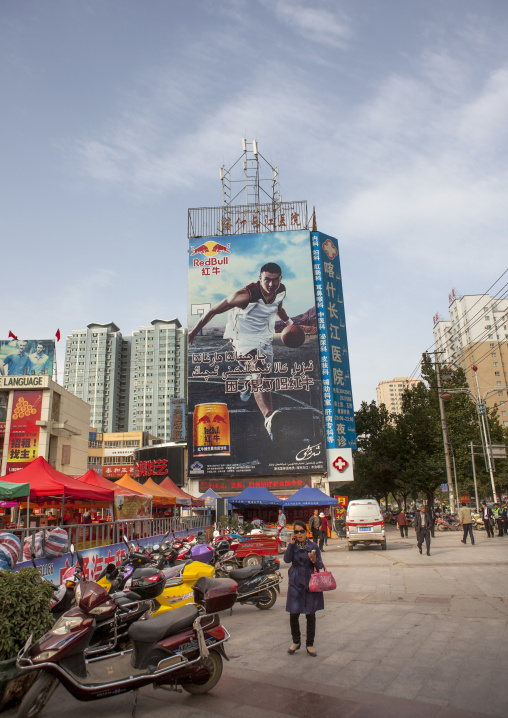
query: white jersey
224 282 286 349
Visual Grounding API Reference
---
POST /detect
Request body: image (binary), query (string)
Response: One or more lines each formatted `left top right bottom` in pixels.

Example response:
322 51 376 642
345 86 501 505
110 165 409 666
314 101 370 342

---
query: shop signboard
334 495 348 519
170 397 186 442
102 465 134 479
198 476 312 494
0 339 55 376
6 390 43 472
310 232 356 481
187 229 326 478
133 445 185 486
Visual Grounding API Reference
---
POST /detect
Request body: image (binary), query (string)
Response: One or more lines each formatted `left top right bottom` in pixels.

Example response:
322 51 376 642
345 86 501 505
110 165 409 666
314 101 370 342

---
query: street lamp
439 368 507 503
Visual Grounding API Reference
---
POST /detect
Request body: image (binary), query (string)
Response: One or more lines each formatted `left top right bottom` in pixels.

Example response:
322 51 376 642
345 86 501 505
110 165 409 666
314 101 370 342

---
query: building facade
0 375 90 476
64 322 130 434
433 294 508 419
128 319 186 440
376 377 422 414
65 319 186 441
87 430 161 480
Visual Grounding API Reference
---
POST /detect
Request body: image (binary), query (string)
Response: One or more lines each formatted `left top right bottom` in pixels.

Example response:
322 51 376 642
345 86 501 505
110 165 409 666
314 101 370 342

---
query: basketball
281 324 306 348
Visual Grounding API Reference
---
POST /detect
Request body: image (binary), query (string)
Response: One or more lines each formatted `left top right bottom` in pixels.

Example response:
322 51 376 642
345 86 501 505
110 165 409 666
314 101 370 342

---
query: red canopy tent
159 477 205 507
5 458 114 501
78 469 144 497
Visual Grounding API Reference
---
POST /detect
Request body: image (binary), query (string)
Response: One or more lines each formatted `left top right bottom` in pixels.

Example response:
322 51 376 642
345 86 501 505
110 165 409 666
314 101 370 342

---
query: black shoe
426 551 431 556
461 539 466 544
419 546 422 554
288 643 301 654
306 647 317 657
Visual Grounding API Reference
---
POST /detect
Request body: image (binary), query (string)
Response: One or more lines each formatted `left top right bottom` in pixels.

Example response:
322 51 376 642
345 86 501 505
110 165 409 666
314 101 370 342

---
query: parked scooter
16 576 238 718
221 557 282 610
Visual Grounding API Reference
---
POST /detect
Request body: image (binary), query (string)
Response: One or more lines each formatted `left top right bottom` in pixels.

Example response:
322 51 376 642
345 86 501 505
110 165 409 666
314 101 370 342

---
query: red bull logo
190 240 230 267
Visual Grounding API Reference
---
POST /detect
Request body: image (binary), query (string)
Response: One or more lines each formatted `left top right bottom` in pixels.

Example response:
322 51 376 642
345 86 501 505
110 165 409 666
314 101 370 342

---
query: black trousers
462 524 474 544
290 613 316 647
497 519 504 537
318 529 326 549
311 529 319 543
399 525 408 537
485 518 494 537
416 528 431 553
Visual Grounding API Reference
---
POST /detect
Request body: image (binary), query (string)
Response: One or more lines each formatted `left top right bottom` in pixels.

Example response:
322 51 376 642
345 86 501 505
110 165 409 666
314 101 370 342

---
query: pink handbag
309 564 336 592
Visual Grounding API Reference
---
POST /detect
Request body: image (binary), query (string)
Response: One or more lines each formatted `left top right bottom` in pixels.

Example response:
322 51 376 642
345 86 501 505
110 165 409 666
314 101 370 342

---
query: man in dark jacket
413 505 432 556
481 501 494 538
309 510 321 543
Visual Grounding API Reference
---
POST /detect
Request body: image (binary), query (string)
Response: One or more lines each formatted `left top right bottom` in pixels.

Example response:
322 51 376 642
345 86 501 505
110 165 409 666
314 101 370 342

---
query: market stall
116 474 175 510
2 457 114 524
282 485 338 525
0 480 30 528
229 486 283 523
159 477 205 508
78 470 152 521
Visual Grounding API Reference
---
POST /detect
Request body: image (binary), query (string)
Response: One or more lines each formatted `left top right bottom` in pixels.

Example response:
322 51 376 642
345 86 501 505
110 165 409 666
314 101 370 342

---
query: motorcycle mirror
122 535 130 546
76 550 84 573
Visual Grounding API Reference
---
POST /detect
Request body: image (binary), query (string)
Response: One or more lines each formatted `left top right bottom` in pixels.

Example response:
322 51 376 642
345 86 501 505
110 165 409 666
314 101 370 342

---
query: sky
2 0 508 409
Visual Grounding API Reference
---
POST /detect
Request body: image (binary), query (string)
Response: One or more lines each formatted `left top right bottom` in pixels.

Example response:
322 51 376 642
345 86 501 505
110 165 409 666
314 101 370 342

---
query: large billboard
187 229 327 478
6 390 43 472
0 339 55 377
310 232 356 481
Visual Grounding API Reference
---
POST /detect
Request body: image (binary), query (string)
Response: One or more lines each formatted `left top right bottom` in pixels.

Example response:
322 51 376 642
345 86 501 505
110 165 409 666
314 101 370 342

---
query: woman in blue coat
284 519 324 656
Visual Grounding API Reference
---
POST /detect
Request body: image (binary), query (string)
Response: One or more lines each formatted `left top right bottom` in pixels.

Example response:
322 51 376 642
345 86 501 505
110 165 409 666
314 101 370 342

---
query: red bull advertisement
187 229 327 479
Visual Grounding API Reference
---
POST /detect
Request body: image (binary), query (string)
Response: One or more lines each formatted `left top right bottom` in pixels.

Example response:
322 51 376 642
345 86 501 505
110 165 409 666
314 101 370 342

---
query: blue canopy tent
228 487 283 507
283 485 338 506
199 488 221 509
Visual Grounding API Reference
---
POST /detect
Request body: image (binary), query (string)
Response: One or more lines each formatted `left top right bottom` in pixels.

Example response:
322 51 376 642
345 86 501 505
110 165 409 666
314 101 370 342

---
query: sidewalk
5 525 508 717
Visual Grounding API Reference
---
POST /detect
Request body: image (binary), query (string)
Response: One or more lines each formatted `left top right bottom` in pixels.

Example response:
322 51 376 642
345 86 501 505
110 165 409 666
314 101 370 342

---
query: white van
346 499 386 550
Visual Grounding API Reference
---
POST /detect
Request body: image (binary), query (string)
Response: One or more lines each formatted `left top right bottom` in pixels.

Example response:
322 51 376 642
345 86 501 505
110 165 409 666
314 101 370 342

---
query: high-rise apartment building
128 319 186 439
64 322 130 433
433 293 508 417
65 319 186 440
376 377 422 414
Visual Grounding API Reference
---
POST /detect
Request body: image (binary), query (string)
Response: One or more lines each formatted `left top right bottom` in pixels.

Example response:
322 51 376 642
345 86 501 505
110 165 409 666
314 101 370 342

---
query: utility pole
435 358 456 514
471 367 498 502
470 441 479 509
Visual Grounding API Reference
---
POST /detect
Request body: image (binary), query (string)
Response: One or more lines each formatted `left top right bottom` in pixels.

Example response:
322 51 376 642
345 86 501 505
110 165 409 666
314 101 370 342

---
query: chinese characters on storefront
6 390 42 472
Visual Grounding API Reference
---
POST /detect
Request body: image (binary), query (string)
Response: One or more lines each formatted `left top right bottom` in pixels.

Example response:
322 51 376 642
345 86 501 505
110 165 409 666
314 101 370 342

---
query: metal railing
188 200 308 238
14 516 209 552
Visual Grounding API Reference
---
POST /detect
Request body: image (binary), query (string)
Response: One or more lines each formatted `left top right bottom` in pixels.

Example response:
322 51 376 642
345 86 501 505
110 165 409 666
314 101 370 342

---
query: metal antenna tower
220 138 280 208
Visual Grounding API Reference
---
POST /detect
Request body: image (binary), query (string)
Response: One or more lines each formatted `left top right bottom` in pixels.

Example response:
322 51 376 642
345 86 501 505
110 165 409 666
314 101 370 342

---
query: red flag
8 330 18 340
55 329 61 342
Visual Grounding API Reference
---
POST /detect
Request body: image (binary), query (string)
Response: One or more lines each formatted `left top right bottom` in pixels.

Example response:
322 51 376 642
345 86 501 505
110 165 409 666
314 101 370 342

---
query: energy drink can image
193 403 231 456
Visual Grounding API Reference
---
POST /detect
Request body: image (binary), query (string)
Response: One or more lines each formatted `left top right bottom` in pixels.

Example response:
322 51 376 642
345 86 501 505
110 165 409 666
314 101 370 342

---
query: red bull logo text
191 240 230 267
193 403 230 456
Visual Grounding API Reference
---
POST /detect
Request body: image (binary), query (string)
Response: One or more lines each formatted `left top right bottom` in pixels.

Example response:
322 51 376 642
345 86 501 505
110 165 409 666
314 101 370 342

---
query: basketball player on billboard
189 262 304 439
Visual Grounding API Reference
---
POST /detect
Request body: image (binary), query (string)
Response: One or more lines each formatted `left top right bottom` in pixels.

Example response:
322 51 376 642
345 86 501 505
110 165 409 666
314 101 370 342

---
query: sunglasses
293 529 306 534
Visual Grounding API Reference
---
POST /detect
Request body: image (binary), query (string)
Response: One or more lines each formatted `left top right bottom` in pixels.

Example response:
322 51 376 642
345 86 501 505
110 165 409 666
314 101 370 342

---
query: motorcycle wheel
255 587 277 610
438 525 446 531
181 649 223 694
17 671 59 718
243 554 262 567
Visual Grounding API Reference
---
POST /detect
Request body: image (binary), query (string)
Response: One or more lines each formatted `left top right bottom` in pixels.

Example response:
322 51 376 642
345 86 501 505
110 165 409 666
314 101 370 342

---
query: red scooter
16 576 237 717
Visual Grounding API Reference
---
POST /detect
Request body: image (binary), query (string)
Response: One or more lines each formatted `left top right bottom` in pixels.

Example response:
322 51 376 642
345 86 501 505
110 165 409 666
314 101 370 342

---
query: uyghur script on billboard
0 339 55 377
187 229 327 478
170 398 186 442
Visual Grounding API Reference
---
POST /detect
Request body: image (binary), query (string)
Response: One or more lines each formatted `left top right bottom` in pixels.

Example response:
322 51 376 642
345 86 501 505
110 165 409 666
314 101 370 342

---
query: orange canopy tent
143 478 177 505
159 477 205 507
115 474 175 506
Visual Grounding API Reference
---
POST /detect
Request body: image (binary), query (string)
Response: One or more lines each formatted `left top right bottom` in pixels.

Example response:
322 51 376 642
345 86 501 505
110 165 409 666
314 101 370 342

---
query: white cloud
267 0 351 47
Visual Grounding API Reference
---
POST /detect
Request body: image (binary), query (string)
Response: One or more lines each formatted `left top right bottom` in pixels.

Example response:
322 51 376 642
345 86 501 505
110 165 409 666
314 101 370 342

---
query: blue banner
310 232 356 452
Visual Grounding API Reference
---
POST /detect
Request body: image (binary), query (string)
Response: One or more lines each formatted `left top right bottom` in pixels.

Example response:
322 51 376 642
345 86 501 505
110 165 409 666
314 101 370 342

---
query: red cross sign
333 456 349 473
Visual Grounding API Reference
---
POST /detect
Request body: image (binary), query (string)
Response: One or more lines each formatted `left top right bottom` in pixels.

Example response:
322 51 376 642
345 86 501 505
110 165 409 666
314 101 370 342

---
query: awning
115 475 174 506
229 487 283 506
143 478 177 506
283 485 338 506
199 488 221 508
77 470 146 497
160 477 205 507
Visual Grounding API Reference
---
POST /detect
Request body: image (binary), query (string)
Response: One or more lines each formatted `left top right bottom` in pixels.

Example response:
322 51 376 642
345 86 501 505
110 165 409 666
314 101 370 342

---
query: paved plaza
5 524 508 717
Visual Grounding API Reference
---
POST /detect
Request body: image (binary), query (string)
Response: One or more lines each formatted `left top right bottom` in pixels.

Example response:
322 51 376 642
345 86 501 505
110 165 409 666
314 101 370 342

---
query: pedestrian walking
459 502 475 545
318 513 330 550
480 501 494 538
493 504 504 537
413 505 432 556
277 509 286 529
284 520 324 657
502 501 508 536
309 510 321 544
397 509 409 537
429 506 436 538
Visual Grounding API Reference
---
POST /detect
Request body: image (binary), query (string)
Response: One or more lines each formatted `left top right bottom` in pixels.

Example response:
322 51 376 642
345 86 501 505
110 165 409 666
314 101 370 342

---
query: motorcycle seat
113 591 143 605
229 565 260 580
128 604 199 644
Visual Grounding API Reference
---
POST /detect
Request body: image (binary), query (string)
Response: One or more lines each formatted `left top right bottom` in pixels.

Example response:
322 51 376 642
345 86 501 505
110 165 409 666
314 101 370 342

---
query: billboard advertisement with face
0 339 55 377
187 230 326 478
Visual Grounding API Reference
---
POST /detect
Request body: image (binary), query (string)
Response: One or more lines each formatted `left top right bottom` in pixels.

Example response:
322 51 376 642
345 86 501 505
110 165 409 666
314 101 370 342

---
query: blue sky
2 0 508 408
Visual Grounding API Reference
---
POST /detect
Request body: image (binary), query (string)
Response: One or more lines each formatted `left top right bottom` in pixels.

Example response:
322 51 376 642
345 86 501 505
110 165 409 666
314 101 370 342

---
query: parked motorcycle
16 576 238 717
219 556 282 610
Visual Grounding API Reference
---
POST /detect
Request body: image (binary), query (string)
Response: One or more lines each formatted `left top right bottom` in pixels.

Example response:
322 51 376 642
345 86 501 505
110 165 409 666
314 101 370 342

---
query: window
88 440 103 448
490 343 495 348
495 372 500 376
497 381 502 386
494 362 498 367
104 440 121 447
492 353 497 357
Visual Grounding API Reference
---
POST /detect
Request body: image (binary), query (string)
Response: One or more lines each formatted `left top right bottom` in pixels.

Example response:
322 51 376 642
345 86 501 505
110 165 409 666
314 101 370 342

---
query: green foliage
0 568 54 661
353 359 508 504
